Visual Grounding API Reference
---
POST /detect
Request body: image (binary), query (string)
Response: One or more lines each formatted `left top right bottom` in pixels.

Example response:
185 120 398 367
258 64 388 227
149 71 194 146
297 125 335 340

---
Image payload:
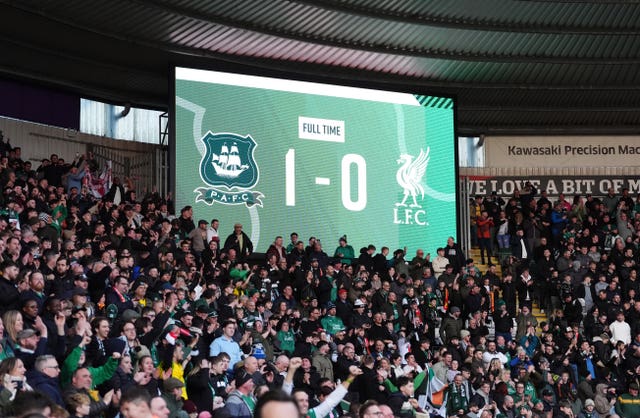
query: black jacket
104 286 135 314
335 298 352 324
187 367 216 413
293 366 321 397
15 337 49 371
494 310 513 334
388 391 413 418
27 370 64 407
354 366 389 404
0 277 19 316
104 183 126 204
444 243 466 273
110 367 136 395
223 232 253 259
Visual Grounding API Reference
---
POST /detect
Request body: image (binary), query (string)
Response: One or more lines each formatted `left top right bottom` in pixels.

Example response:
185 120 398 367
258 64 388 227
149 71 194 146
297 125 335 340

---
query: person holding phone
0 357 33 413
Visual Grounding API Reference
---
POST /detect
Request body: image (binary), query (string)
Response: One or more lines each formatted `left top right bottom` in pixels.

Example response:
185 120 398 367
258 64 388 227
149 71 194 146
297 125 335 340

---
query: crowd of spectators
0 149 638 418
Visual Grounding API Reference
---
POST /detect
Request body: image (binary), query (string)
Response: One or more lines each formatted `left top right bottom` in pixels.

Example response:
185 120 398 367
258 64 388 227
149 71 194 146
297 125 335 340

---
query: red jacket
476 217 494 238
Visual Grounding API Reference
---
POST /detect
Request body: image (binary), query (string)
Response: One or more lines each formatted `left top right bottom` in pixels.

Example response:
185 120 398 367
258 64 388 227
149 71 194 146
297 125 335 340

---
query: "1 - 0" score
285 149 367 211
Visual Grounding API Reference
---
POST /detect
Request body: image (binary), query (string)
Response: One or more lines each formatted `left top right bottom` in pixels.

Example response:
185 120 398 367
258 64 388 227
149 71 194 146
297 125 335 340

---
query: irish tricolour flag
416 366 448 417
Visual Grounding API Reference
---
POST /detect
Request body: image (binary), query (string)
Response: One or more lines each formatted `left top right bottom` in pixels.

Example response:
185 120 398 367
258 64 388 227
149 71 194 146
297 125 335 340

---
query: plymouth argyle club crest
194 131 263 207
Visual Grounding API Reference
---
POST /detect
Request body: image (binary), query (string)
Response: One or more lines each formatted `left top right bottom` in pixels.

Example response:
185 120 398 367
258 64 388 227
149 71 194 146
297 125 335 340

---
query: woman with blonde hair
50 404 71 418
486 358 503 384
2 310 23 353
500 368 516 395
0 317 14 361
487 358 502 373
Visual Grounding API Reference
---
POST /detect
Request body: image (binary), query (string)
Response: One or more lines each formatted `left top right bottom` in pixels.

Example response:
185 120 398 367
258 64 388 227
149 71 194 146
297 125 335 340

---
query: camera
260 278 271 293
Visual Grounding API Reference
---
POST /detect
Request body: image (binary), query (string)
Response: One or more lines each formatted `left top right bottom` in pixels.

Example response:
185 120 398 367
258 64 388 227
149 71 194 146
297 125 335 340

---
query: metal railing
88 143 167 198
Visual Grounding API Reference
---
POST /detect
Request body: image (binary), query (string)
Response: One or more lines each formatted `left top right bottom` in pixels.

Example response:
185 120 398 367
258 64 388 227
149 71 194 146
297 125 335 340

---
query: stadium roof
2 0 640 135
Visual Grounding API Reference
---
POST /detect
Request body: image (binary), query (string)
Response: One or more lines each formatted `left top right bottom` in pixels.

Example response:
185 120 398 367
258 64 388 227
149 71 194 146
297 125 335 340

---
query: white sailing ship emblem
211 142 250 179
195 131 263 207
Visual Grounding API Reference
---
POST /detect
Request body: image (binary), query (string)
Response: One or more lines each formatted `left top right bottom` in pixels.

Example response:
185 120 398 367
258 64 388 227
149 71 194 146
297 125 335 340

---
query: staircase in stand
468 247 547 323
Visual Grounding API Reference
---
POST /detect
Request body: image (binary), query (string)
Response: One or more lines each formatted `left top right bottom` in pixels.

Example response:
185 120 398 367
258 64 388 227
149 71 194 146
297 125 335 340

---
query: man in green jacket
60 334 120 388
320 303 345 335
616 383 640 418
334 236 354 265
439 306 463 344
311 341 334 381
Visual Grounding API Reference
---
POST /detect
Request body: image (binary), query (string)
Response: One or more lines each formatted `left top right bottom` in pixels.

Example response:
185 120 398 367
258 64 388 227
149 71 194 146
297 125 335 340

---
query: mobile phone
12 379 23 391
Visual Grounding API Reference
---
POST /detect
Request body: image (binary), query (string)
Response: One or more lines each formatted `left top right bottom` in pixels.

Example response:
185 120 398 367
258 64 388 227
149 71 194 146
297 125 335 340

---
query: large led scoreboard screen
174 68 457 255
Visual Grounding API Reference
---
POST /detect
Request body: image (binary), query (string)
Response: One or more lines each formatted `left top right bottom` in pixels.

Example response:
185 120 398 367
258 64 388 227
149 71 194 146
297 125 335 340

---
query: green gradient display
174 68 456 255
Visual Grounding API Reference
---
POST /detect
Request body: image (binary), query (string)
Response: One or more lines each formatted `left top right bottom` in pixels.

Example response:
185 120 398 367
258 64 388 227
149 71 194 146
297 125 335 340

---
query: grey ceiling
2 0 640 135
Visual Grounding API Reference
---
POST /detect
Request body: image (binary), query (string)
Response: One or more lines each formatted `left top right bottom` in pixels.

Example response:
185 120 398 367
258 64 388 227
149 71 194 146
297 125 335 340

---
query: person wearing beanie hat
577 399 597 418
226 371 256 418
616 383 640 418
320 301 345 336
312 340 334 382
234 371 254 389
334 235 354 265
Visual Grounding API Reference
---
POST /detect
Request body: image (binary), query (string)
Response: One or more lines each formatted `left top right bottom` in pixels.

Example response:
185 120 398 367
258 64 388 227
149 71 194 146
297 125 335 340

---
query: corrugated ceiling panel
328 0 640 31
22 0 640 65
142 1 640 61
610 34 625 58
7 0 640 133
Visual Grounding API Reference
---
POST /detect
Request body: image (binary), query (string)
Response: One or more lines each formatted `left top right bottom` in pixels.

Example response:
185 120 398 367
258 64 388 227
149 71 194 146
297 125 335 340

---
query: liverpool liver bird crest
395 148 430 208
